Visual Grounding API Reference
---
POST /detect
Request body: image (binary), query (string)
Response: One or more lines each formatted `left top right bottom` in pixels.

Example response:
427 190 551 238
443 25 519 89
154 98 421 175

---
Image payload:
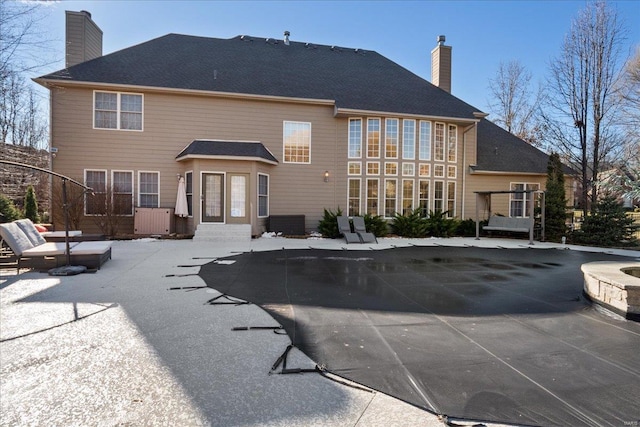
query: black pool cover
199 246 640 426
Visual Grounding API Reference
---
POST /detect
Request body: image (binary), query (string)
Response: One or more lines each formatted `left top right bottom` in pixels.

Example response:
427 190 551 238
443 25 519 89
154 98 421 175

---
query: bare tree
0 68 47 147
488 60 545 146
0 0 53 79
544 1 627 212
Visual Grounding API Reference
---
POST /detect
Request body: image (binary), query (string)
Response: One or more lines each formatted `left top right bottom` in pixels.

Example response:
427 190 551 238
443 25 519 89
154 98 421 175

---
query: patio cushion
0 222 34 256
15 219 47 246
69 241 113 255
22 242 77 257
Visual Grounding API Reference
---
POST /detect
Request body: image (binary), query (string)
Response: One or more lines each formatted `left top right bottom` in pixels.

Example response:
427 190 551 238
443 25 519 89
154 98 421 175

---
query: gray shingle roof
176 140 278 164
40 33 480 119
474 119 573 174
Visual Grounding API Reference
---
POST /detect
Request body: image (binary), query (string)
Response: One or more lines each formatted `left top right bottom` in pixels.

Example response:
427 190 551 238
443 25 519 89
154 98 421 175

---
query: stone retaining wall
582 261 640 320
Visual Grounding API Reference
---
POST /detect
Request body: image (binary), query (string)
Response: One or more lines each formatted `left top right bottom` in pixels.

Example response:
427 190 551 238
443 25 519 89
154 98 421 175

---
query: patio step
193 224 251 242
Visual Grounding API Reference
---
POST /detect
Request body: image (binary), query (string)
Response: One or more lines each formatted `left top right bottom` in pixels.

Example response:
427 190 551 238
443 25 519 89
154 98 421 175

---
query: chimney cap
437 35 446 45
80 10 92 18
284 30 290 45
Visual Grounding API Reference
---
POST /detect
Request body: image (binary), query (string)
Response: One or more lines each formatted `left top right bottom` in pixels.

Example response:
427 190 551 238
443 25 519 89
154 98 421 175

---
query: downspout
461 122 476 218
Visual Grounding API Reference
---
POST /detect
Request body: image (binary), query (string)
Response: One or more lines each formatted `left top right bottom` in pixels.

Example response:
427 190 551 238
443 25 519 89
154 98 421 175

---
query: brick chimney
65 10 103 68
431 35 452 93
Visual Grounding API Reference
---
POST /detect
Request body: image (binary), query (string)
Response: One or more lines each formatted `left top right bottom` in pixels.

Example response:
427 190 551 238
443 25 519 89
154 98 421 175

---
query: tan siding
65 11 102 68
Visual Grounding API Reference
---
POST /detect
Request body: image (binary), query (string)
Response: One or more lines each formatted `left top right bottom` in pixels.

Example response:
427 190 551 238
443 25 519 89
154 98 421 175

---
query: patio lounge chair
337 216 361 244
352 216 377 243
0 219 112 271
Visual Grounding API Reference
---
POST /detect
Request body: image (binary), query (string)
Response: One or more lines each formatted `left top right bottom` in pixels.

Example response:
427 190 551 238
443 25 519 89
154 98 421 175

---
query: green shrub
425 210 458 237
0 195 21 223
571 195 637 247
391 209 428 237
363 213 389 237
23 185 40 223
455 218 484 237
317 207 343 238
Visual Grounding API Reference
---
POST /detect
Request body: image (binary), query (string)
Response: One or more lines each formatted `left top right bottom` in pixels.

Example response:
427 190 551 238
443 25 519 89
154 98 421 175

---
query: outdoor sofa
0 219 112 271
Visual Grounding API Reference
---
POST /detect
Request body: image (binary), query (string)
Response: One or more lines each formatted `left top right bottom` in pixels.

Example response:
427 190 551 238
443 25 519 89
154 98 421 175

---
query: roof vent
240 35 253 42
284 31 290 46
437 35 446 46
265 38 279 45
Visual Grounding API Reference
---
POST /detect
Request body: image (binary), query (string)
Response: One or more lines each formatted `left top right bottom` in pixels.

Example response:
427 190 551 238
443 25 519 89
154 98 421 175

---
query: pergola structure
474 190 546 245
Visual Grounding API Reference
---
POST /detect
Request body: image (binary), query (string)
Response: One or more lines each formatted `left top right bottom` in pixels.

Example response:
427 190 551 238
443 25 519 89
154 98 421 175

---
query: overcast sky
33 0 640 114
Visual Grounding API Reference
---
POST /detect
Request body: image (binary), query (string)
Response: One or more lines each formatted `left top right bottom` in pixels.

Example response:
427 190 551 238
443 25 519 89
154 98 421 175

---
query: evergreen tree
545 153 567 241
574 195 637 247
0 194 21 222
23 184 40 223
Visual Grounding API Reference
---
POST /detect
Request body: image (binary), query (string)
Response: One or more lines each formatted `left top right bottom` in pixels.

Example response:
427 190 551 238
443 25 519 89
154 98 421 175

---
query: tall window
185 172 193 216
402 179 414 215
433 181 444 213
366 179 379 215
448 124 457 162
402 119 415 159
283 121 311 163
112 171 133 215
367 118 381 158
384 179 397 217
348 178 361 216
139 172 159 208
258 174 269 217
385 118 399 158
434 122 445 161
94 91 143 130
510 183 540 217
419 180 430 216
419 121 431 160
85 170 106 215
348 118 362 158
447 182 456 217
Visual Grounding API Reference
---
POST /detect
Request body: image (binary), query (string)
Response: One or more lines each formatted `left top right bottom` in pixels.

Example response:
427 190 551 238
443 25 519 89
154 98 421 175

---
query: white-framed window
385 162 397 176
258 173 269 217
94 91 143 131
402 179 414 215
447 165 457 179
185 171 193 217
402 119 416 160
434 122 445 161
348 161 362 175
419 120 431 160
366 178 379 216
348 178 361 217
447 181 456 218
448 124 457 162
509 183 540 217
139 171 159 208
384 178 397 218
385 118 399 158
367 118 381 158
283 121 311 163
85 169 107 215
112 170 133 216
434 164 445 178
433 180 444 213
348 118 362 158
419 180 430 216
402 163 415 176
367 161 380 175
419 164 430 177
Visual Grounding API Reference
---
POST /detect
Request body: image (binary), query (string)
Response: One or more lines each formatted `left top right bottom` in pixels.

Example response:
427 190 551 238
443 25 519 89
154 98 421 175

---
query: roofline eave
334 106 480 124
33 77 336 107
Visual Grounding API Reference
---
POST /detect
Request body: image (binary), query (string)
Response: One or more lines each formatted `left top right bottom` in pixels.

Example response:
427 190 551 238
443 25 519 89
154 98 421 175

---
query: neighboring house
35 11 574 238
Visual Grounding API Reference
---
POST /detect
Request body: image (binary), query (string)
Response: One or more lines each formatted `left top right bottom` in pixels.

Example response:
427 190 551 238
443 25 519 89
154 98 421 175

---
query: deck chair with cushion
337 216 361 244
352 216 378 243
0 220 112 271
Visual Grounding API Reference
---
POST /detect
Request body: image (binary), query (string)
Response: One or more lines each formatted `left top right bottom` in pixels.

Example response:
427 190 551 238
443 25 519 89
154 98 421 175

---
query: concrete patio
1 236 638 426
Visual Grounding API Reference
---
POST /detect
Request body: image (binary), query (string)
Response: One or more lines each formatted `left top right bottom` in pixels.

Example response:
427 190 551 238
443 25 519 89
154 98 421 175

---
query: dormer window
94 91 143 131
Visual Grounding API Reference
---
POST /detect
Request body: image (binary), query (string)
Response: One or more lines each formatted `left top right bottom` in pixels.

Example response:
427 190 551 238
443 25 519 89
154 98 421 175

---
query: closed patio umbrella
175 176 189 233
